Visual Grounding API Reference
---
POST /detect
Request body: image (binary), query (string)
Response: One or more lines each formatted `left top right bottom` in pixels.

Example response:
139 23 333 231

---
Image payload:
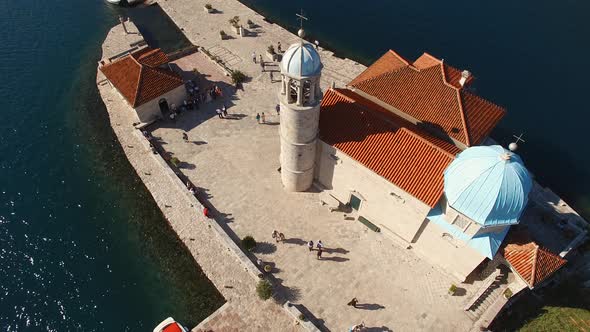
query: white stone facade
315 141 489 280
315 142 431 243
134 85 187 123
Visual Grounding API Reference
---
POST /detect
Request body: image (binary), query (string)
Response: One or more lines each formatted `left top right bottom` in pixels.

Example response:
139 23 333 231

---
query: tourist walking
252 51 257 63
275 104 280 115
256 113 261 124
317 240 323 250
216 108 223 119
314 40 319 50
308 240 314 252
347 298 358 308
272 230 280 242
222 105 228 117
269 70 274 82
317 247 323 259
260 59 265 72
261 112 266 124
182 132 189 142
277 41 282 53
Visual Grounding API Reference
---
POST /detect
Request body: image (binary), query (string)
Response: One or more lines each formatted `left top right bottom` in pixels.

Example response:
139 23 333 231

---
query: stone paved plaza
149 50 481 331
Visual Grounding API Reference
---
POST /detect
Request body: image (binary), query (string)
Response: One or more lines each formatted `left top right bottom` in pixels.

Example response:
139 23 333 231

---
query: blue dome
444 145 532 227
280 42 322 77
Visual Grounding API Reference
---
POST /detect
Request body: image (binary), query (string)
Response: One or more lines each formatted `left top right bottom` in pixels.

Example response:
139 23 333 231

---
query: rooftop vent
459 70 471 87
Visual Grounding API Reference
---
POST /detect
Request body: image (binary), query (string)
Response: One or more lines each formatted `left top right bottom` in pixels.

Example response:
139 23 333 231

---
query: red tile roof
320 88 459 207
100 48 183 107
501 230 567 288
133 48 170 68
349 50 505 146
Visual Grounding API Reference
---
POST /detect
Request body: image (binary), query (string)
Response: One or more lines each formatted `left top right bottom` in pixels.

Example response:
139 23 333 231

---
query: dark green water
0 1 222 330
241 0 590 219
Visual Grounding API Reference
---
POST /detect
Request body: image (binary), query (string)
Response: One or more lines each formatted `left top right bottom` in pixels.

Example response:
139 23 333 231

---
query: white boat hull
105 0 120 4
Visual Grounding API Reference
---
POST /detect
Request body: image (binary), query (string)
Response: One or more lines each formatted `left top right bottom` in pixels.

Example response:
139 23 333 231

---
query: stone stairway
464 268 508 321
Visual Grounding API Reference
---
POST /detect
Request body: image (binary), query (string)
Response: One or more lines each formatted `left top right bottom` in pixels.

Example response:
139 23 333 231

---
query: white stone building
279 43 567 285
100 48 186 124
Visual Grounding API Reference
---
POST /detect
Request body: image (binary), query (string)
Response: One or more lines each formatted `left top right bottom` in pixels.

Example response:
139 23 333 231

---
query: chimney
459 70 470 87
119 16 128 34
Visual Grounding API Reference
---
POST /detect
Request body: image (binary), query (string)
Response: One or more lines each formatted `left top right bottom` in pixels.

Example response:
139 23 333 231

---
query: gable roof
320 88 459 207
501 230 567 288
100 48 183 108
349 50 505 146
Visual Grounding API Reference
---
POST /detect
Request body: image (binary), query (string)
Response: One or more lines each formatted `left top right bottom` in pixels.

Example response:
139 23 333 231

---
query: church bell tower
278 29 323 192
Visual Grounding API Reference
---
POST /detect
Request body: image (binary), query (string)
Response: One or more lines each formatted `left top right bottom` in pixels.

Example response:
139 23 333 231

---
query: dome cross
296 10 308 38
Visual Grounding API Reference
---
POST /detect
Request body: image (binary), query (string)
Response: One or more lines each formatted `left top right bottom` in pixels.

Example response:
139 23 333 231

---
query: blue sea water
0 1 222 331
1 0 590 330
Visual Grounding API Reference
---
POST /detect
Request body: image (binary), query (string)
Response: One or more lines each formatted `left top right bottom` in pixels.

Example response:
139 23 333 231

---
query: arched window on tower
302 80 312 105
288 80 298 104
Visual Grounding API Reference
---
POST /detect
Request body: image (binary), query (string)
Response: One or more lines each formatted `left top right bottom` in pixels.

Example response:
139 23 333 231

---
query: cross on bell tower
295 10 308 38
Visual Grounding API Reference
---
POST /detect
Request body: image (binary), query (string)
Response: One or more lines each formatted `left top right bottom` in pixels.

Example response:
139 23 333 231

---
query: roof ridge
530 243 540 286
399 127 456 159
149 66 183 82
439 62 471 145
388 49 410 66
133 61 145 107
329 88 357 103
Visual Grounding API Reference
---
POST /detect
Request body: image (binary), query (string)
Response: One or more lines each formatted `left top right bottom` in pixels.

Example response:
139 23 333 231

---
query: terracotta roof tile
349 50 409 86
100 48 183 108
134 48 170 68
501 230 567 287
320 88 458 207
349 50 505 146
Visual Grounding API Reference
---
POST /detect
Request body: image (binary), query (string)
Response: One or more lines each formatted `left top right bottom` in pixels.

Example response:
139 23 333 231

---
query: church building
278 36 567 284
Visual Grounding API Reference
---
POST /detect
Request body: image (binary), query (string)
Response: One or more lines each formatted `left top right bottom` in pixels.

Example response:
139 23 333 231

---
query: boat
105 0 120 4
153 317 189 332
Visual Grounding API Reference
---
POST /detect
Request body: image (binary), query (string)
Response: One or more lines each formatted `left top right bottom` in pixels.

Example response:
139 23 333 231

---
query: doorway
158 98 169 113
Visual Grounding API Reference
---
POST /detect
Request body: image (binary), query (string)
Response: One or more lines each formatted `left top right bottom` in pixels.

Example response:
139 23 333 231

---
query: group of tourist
307 240 324 259
271 230 285 243
167 80 228 121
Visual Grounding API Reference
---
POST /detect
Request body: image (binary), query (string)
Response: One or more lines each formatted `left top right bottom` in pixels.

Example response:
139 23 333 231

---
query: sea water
0 1 222 330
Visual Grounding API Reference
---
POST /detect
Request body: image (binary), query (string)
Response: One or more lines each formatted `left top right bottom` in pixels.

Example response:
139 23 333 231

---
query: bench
358 216 380 232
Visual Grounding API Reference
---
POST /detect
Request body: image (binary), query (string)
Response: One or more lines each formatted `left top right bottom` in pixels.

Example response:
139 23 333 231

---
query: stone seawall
97 20 300 331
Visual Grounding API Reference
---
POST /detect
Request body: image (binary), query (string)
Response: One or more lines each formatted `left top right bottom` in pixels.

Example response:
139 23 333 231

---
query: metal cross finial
296 10 308 30
513 133 526 144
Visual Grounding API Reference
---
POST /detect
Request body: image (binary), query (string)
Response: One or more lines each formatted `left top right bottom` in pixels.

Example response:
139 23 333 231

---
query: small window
453 214 469 229
349 194 361 211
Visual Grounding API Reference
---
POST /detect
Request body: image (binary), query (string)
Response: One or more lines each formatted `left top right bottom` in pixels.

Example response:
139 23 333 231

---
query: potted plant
247 19 254 28
503 288 513 299
266 45 276 61
241 235 256 251
219 30 227 40
170 157 180 167
229 16 241 34
448 284 457 296
298 313 306 321
230 70 246 86
204 3 213 13
256 279 273 300
264 264 272 273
